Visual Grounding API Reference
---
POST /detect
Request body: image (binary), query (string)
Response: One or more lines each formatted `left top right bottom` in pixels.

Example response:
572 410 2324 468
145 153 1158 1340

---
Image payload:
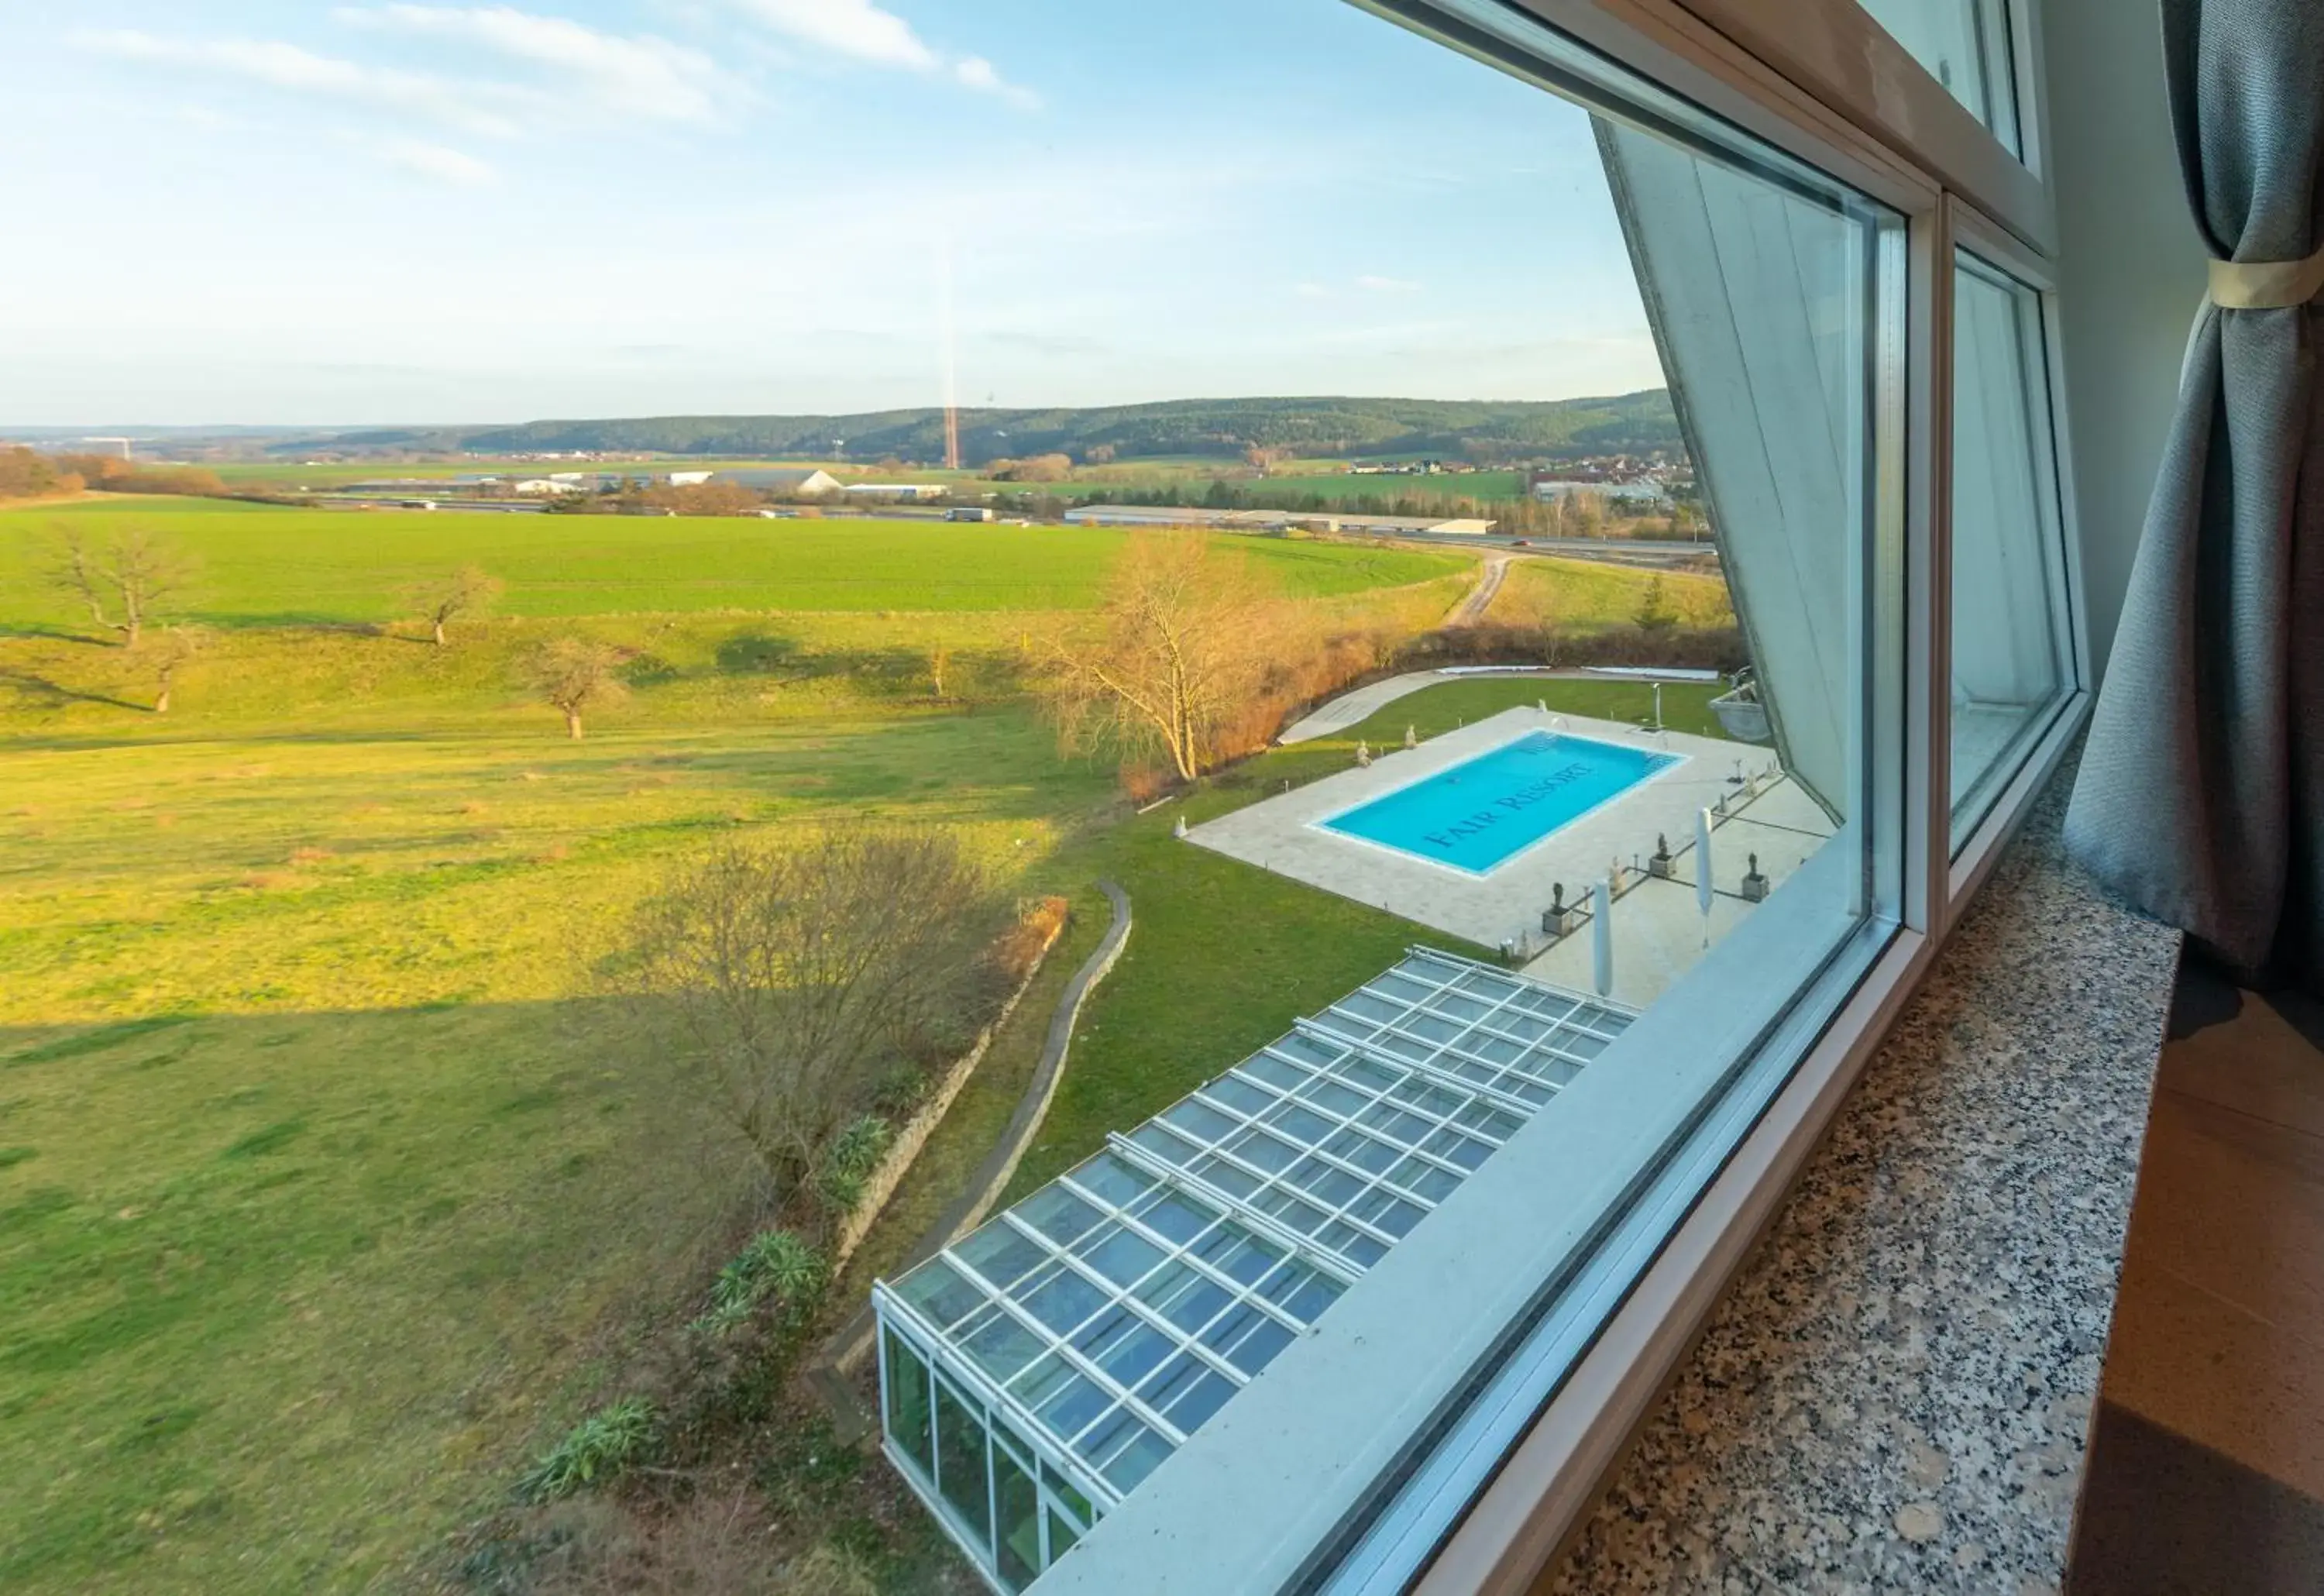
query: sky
0 0 1662 428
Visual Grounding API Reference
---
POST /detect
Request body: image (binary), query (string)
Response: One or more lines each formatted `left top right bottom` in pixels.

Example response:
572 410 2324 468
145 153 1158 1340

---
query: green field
0 497 1483 1594
1489 554 1733 630
0 500 1466 628
0 496 1716 1594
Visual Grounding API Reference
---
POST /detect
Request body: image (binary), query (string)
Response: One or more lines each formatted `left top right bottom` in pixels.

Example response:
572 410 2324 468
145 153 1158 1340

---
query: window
883 1325 936 1478
854 1 2078 1591
1950 249 2073 850
933 1374 993 1549
1856 0 2024 154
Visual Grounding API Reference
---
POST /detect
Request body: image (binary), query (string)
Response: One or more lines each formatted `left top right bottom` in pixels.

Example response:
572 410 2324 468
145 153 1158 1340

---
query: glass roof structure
873 948 1637 1592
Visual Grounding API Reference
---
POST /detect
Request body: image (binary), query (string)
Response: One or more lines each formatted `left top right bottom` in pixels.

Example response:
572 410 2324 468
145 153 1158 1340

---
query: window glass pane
933 1378 992 1550
1855 0 2023 154
993 1445 1043 1591
1950 252 2070 848
1043 1462 1094 1526
882 1326 935 1477
868 1 1908 1589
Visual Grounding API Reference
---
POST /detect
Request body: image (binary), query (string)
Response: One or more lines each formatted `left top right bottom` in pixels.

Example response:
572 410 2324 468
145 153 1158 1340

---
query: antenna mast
939 237 962 470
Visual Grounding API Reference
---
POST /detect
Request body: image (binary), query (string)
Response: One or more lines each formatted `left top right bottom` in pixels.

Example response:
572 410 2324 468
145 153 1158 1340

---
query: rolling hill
316 390 1682 466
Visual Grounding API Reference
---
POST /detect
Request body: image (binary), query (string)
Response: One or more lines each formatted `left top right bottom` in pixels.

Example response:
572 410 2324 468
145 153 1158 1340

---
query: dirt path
1446 552 1514 626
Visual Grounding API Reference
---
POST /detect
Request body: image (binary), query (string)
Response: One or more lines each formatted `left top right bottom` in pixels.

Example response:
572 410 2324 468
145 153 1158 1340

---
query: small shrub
519 1398 658 1501
988 896 1069 987
1633 574 1679 635
779 1543 878 1596
1119 761 1171 803
694 1229 824 1335
813 1116 891 1216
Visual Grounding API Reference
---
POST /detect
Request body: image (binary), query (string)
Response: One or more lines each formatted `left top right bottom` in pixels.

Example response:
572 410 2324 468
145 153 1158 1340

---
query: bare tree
48 526 192 645
610 828 996 1205
407 564 503 647
1533 588 1567 669
526 637 627 739
1569 489 1609 540
51 529 108 630
150 625 207 714
1039 531 1280 783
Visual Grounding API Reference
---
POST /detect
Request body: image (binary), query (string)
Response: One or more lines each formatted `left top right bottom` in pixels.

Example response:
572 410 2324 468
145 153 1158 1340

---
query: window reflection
1950 253 2071 847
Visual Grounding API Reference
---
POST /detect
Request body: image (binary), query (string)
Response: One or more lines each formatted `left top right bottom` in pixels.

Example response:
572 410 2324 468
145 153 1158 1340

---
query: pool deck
1188 707 1798 966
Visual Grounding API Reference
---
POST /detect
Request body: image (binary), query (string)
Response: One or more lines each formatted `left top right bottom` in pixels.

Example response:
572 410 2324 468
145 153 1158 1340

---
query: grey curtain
2064 0 2324 988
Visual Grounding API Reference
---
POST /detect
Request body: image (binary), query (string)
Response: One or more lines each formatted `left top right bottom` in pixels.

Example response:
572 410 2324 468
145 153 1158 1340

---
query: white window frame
1006 2 2088 1590
1938 195 2090 925
1672 0 2057 249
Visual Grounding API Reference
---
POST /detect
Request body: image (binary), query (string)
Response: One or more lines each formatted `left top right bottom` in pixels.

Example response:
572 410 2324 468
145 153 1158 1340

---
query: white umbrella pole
1697 806 1716 946
1593 877 1614 998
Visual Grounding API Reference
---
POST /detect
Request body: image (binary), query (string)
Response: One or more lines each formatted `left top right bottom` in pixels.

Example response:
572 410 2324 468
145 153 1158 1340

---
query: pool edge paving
1186 707 1785 958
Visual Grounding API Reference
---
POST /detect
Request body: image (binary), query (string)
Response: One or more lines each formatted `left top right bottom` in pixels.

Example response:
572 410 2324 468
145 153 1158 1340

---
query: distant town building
512 478 587 496
1525 466 1671 507
665 470 715 487
716 467 842 497
946 506 997 523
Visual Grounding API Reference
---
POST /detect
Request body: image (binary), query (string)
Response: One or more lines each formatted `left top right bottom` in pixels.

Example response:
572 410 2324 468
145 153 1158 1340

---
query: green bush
813 1114 892 1216
693 1229 825 1336
518 1398 658 1501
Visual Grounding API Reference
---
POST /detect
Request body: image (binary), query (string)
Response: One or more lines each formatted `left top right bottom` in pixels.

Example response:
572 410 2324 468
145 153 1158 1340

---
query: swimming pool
1320 731 1680 875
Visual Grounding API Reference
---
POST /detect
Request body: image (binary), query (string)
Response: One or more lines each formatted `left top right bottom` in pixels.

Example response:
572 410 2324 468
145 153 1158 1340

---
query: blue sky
0 1 1661 427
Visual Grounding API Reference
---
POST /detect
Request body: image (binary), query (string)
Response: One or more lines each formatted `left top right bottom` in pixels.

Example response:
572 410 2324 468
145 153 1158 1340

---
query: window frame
1669 0 2054 248
1937 194 2090 924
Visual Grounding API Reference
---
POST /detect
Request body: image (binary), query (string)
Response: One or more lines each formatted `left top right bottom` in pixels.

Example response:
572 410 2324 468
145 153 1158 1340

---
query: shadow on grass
0 667 150 714
0 624 117 646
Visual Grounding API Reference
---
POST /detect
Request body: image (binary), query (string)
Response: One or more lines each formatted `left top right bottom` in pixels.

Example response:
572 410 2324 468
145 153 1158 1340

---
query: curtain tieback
2210 242 2324 310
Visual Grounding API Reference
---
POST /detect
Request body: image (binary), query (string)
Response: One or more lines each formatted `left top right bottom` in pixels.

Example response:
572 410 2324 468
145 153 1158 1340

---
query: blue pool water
1321 731 1679 875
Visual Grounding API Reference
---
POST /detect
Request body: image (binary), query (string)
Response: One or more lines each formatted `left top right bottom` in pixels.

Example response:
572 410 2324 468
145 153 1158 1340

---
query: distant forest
320 391 1682 465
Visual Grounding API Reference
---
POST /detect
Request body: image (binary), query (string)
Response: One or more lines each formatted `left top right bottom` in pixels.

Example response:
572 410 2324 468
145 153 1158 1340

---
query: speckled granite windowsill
1538 755 2181 1596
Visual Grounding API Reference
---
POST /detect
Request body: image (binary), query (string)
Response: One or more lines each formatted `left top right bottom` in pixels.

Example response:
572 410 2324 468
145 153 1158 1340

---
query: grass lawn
1487 554 1732 631
0 507 1480 1595
0 499 1470 628
0 688 1119 1593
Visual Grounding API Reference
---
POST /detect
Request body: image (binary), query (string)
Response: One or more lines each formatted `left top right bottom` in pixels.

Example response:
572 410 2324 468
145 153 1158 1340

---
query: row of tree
0 448 230 501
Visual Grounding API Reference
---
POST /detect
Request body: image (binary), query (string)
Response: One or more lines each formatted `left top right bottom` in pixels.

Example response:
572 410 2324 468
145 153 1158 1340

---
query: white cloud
731 0 937 70
335 6 731 124
69 28 525 138
730 0 1034 105
379 136 495 185
954 56 1038 111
